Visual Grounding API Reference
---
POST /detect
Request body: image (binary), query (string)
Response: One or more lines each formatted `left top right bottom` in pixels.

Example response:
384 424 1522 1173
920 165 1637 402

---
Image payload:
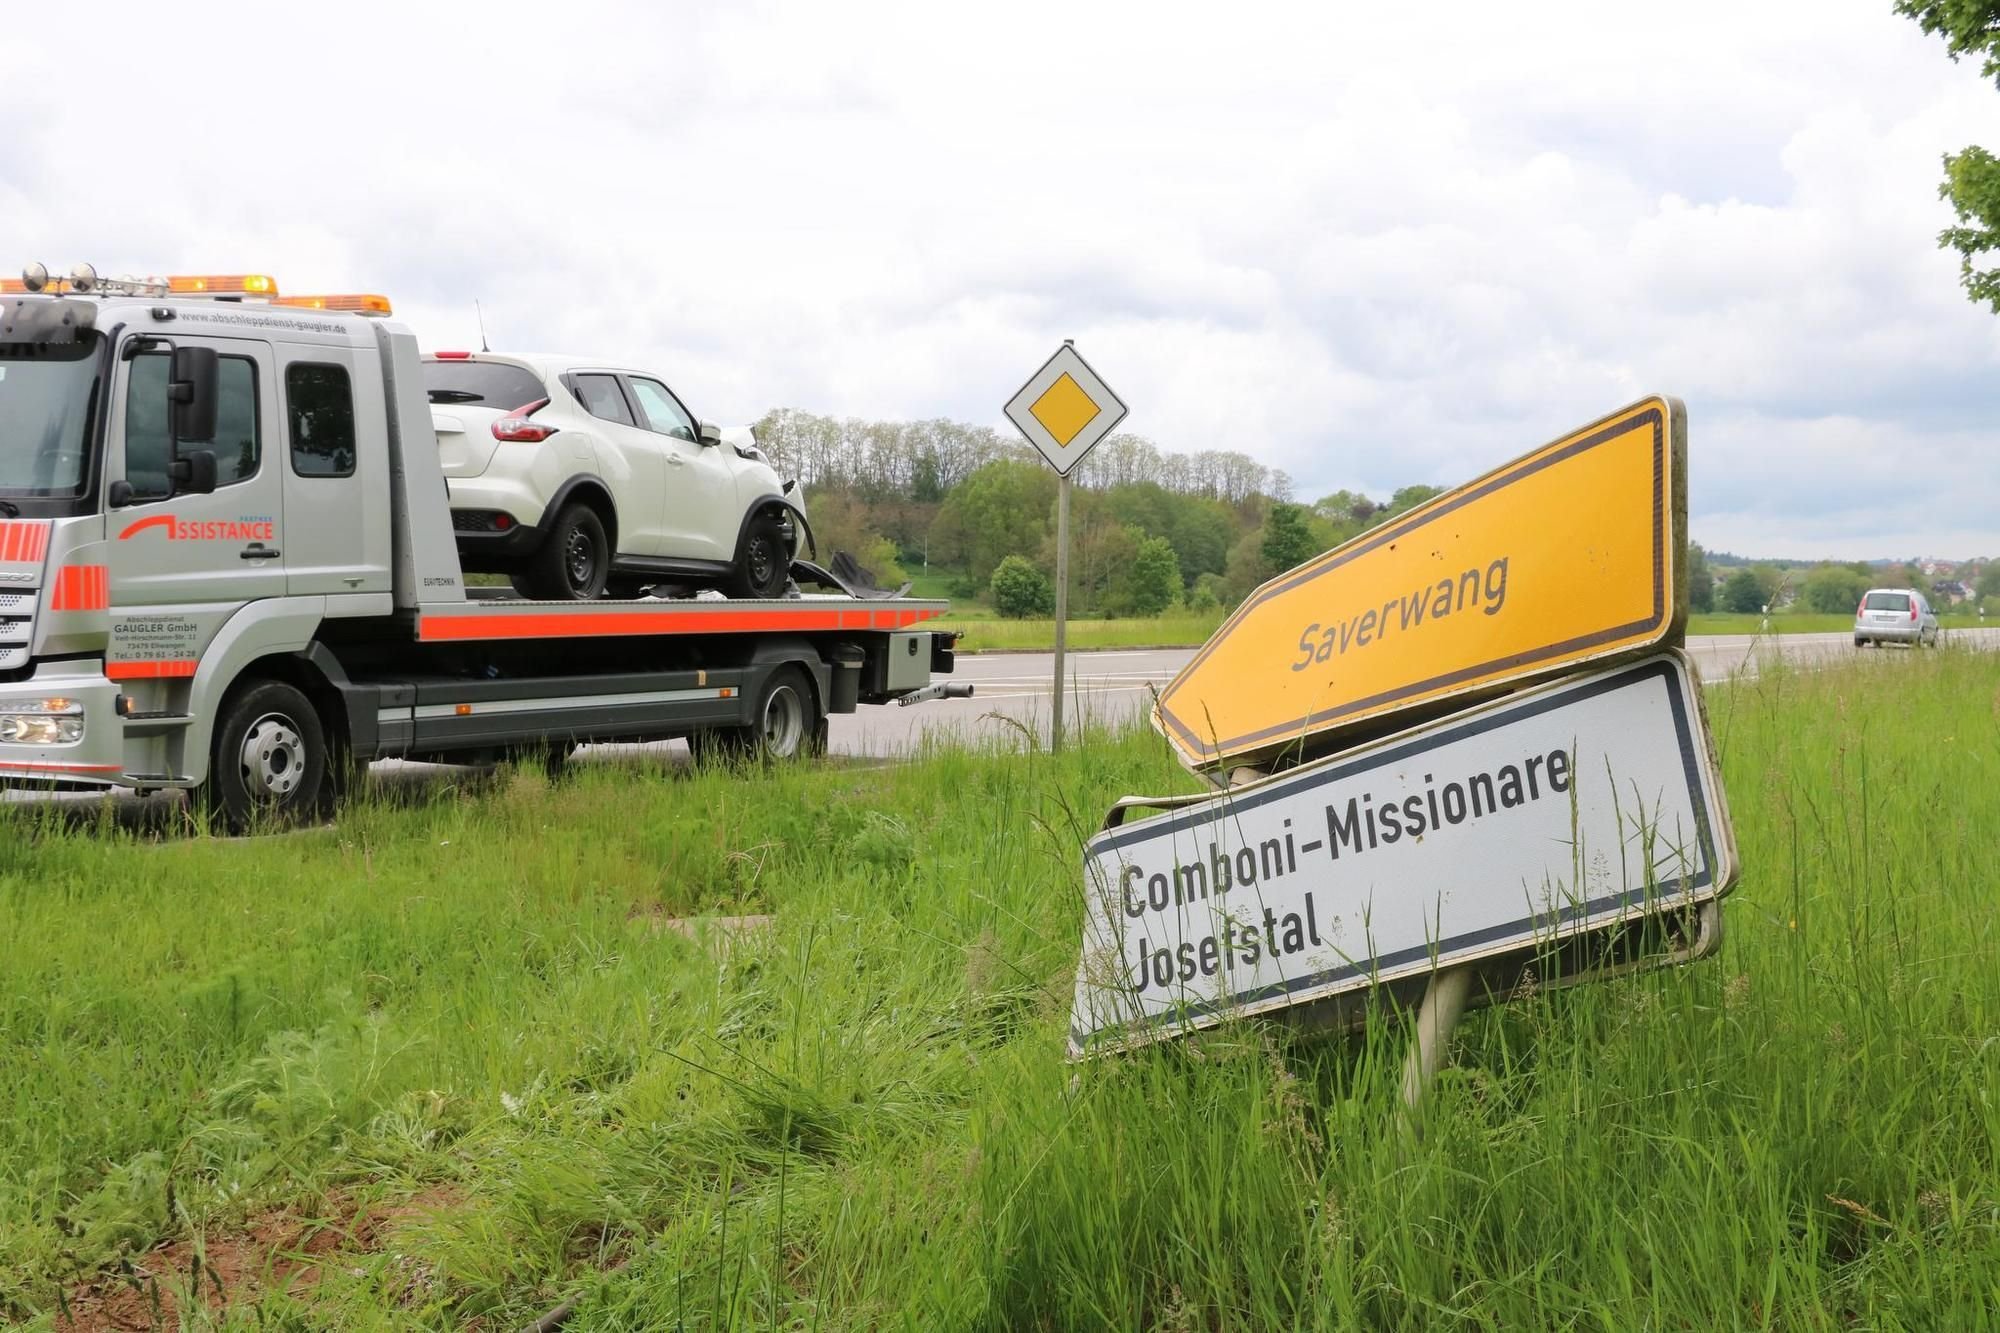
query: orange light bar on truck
275 294 394 315
166 274 279 296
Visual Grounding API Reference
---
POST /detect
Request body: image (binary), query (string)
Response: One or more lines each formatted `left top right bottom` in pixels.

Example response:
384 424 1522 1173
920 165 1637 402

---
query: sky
5 0 1997 560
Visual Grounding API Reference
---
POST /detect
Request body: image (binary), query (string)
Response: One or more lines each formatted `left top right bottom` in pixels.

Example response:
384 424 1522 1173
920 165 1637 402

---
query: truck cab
0 267 956 828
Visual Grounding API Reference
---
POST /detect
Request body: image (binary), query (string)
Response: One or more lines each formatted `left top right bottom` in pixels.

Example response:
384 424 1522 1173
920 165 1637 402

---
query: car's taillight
1910 603 1918 621
1857 600 1866 615
433 350 472 360
492 398 556 443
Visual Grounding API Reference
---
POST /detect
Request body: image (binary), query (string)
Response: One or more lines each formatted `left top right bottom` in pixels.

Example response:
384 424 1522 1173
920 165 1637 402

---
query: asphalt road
8 631 1997 826
829 627 2000 756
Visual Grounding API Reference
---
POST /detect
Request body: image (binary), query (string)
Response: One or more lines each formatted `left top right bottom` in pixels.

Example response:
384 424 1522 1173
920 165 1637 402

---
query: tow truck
0 264 965 830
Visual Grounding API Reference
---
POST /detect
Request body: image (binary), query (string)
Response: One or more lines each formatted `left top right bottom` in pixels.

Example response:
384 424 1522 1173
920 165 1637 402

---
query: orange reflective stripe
50 565 110 612
0 521 51 563
416 605 942 643
105 659 198 680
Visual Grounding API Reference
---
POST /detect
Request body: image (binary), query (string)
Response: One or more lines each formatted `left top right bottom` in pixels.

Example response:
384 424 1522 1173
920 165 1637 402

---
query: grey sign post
1004 341 1128 753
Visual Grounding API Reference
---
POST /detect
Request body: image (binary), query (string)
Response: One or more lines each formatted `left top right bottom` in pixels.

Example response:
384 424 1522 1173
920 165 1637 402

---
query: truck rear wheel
689 666 821 765
198 680 334 834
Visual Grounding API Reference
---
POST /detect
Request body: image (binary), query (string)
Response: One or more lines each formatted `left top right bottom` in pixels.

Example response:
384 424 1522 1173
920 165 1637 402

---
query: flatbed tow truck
0 266 964 829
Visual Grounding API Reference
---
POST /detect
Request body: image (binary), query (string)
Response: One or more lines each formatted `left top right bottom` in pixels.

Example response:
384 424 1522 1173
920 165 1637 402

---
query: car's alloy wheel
728 511 791 599
524 503 610 600
564 525 597 596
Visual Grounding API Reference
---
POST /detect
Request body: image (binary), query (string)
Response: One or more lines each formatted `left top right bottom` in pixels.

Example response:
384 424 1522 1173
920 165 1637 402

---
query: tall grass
1 648 1996 1328
946 611 1226 653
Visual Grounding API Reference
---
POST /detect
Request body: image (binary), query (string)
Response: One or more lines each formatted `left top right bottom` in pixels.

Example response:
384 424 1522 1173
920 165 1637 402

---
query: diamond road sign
1005 343 1128 476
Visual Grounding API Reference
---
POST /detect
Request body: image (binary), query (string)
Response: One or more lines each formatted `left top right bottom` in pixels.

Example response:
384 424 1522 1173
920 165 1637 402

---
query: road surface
7 631 1996 826
829 628 2000 756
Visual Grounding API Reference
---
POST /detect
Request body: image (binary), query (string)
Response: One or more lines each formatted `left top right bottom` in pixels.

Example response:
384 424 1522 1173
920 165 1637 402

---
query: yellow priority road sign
1155 396 1688 770
1005 343 1129 477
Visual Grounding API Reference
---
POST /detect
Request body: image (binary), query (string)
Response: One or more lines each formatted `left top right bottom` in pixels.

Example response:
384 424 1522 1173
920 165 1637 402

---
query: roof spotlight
68 263 98 294
20 262 48 293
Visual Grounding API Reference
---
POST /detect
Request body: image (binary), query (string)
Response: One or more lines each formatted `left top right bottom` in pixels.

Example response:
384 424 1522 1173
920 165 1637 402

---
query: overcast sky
7 0 1997 559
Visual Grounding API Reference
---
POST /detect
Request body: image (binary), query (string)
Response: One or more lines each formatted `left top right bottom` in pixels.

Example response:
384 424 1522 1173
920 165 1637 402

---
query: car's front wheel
521 503 610 600
728 510 791 600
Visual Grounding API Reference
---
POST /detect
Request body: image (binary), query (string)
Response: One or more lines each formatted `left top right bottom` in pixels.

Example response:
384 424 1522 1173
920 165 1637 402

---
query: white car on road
422 352 807 600
1853 587 1939 648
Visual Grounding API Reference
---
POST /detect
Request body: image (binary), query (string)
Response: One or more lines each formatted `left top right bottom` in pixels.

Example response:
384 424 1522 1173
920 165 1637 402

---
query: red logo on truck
118 514 276 542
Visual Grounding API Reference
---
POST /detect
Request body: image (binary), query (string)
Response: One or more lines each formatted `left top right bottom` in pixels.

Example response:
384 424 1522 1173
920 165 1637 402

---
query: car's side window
126 351 261 498
626 378 697 443
571 374 636 427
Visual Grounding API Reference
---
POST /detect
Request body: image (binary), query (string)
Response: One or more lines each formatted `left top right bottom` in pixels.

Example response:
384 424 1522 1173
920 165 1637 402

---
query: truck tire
727 510 791 600
523 503 610 600
198 680 334 834
689 666 821 765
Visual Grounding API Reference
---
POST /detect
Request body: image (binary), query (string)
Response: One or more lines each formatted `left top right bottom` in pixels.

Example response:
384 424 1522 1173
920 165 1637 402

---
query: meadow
0 646 1995 1328
944 609 1990 654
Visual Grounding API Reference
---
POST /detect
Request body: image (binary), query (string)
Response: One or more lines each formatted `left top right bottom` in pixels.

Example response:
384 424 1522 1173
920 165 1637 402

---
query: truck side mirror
697 420 723 446
169 345 219 444
171 449 218 496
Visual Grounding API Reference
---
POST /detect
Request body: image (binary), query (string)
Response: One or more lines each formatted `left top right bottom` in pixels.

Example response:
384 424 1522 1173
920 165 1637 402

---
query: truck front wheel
198 680 334 834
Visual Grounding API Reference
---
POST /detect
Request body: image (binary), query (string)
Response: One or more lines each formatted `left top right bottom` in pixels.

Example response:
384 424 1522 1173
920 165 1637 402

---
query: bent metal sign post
1068 652 1738 1058
1153 396 1688 771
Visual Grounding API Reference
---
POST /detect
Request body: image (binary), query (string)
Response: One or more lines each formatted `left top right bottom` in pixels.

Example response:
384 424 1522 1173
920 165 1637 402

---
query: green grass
1688 611 1990 635
3 649 1999 1327
944 611 1227 653
948 610 1999 655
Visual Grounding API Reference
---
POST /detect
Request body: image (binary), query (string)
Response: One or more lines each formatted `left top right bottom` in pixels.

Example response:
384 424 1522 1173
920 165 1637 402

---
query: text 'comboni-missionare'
1105 744 1572 995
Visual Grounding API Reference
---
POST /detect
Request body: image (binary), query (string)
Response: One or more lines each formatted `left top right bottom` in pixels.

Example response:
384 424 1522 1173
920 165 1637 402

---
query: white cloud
4 0 1997 558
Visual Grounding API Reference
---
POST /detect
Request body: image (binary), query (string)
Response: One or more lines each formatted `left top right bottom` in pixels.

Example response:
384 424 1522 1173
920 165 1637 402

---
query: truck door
106 334 286 656
277 345 391 599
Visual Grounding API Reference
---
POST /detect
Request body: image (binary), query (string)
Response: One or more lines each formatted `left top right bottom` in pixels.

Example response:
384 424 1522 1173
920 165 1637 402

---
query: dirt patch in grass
625 905 775 940
56 1186 462 1331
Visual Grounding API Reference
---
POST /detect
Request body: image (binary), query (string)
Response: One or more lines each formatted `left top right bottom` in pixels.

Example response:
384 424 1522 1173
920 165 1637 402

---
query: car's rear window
1863 592 1911 611
423 360 546 409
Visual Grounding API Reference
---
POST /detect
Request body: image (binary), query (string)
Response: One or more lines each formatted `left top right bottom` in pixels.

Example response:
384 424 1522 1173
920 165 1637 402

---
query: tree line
751 408 1442 618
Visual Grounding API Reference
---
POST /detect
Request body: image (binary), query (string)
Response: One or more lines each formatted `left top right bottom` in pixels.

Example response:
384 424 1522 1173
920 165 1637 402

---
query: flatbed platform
415 595 949 643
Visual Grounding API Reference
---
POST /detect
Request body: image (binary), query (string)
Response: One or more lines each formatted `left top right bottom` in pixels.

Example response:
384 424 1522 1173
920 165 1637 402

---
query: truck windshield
0 336 100 500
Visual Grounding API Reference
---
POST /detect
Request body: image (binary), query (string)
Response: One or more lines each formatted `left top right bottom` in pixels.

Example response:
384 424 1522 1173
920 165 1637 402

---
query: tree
927 459 1056 584
1802 563 1869 614
1897 2 2000 309
1126 536 1183 616
1976 563 2000 603
1687 542 1715 613
1259 503 1318 574
1379 484 1446 522
988 555 1054 619
1891 562 1935 598
1721 569 1767 614
1312 489 1378 528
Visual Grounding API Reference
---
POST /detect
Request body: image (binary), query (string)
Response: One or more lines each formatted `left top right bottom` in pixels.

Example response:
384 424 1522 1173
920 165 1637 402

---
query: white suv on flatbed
422 352 807 600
